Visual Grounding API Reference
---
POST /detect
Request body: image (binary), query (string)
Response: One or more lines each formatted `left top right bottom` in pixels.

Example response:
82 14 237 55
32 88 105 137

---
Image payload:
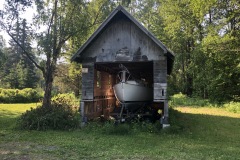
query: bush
224 102 240 113
18 95 80 130
51 93 79 107
0 88 43 103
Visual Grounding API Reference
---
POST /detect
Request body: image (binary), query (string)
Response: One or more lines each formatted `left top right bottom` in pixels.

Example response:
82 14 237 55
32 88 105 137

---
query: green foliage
53 63 82 97
51 93 79 107
157 0 240 102
0 88 43 103
0 18 41 89
224 102 240 114
169 93 212 107
170 93 240 114
84 119 162 135
18 96 80 130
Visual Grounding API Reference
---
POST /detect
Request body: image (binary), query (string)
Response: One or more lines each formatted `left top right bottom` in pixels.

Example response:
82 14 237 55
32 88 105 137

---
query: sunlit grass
175 106 240 118
0 103 39 116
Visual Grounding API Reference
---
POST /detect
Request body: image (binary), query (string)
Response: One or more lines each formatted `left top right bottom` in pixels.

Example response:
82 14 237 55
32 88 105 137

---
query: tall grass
224 102 240 113
169 93 240 114
169 93 212 107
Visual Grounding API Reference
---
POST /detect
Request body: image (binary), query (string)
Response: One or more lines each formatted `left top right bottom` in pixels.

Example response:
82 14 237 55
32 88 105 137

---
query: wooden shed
71 5 174 126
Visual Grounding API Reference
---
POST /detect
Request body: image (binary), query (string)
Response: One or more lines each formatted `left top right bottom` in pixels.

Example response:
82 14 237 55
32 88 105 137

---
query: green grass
0 103 240 159
170 93 240 114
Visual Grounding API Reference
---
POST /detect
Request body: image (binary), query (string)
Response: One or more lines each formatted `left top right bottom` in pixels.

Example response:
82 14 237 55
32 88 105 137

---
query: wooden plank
82 63 94 100
94 69 116 100
154 83 167 100
153 60 167 83
153 60 167 100
79 18 166 63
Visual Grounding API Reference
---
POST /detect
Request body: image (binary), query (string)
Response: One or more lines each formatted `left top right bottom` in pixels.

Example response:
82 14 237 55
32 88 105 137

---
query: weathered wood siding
94 70 115 99
81 66 117 119
81 18 165 63
153 59 167 101
94 69 116 113
82 63 94 100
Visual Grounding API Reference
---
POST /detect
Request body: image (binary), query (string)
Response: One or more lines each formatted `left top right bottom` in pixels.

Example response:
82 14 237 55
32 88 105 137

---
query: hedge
0 88 43 103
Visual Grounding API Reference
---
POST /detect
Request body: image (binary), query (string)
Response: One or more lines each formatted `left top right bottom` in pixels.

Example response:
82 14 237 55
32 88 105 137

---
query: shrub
51 93 79 107
0 88 43 103
18 95 80 130
224 102 240 113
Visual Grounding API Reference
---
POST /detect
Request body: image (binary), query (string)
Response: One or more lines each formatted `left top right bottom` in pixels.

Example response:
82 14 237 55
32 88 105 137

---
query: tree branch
6 30 45 73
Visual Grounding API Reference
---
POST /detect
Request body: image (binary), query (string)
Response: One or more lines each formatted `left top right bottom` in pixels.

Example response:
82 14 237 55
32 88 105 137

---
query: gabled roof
71 5 174 67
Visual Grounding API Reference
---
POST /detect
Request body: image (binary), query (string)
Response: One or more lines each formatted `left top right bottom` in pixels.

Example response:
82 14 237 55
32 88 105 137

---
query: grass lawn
0 103 240 160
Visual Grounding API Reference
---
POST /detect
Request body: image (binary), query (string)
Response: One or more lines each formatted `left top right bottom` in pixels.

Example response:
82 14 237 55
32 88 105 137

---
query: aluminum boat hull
113 81 153 103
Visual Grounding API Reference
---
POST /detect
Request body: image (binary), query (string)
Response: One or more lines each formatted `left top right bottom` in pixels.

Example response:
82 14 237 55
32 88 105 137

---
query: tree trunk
185 39 193 96
42 68 54 107
186 74 193 96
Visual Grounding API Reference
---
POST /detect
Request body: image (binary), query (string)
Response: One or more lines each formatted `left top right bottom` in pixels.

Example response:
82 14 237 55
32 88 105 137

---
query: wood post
162 100 170 128
80 102 87 126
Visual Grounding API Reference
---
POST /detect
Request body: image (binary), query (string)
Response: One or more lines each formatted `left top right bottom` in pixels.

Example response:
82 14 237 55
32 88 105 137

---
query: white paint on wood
82 68 88 73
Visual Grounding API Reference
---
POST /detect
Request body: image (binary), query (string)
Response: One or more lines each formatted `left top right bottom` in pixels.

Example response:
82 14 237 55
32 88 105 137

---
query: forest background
0 0 239 104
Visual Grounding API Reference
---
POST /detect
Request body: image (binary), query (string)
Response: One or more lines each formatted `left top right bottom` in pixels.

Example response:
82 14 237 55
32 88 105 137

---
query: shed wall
81 18 165 63
82 63 94 100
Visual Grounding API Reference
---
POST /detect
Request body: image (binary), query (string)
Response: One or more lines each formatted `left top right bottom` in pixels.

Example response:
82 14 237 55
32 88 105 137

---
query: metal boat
113 65 153 103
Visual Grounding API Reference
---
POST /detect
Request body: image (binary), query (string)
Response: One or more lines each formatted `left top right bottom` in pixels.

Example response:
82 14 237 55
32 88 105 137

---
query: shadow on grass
168 108 240 141
1 107 240 159
0 111 20 131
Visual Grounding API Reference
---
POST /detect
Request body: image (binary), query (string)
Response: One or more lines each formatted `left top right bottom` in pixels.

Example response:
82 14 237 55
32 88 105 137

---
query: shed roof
71 5 174 73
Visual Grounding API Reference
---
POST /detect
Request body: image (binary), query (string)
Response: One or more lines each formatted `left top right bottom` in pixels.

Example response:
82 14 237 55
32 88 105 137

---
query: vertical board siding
82 18 165 62
153 60 167 100
94 69 116 99
82 63 94 100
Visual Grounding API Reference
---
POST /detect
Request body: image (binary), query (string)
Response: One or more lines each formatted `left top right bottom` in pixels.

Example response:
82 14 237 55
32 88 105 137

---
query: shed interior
84 61 155 119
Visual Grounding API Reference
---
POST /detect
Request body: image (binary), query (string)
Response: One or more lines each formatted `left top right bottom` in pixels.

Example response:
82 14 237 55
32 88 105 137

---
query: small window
97 71 101 88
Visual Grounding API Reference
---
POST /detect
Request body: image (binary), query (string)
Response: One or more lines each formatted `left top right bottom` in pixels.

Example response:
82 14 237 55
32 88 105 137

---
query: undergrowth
82 107 182 135
169 93 212 107
170 93 240 114
18 93 80 130
83 121 163 135
224 101 240 113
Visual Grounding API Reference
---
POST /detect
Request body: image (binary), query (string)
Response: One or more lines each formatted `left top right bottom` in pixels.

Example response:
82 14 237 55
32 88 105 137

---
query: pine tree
1 19 40 89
